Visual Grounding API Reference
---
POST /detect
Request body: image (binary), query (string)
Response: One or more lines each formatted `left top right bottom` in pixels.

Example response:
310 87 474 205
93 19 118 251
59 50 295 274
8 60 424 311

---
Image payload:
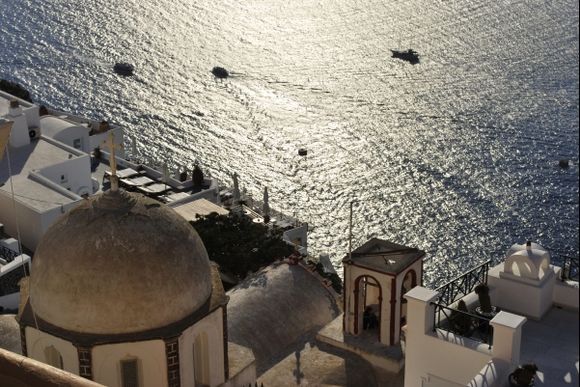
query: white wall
282 224 308 250
488 263 556 320
23 105 40 129
92 340 167 387
26 327 80 375
394 261 422 343
403 287 525 387
0 188 80 251
7 111 29 147
553 280 579 310
403 288 492 387
551 266 579 310
52 126 90 153
38 155 92 196
0 192 43 250
179 308 225 387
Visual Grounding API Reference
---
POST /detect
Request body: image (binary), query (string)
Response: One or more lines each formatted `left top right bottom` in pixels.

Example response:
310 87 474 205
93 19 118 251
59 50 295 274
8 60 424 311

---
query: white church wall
25 327 79 374
92 339 167 387
179 307 225 387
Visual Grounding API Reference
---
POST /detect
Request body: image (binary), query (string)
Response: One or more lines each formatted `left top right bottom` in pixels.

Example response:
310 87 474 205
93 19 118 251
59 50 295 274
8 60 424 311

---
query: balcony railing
560 255 579 282
432 302 493 349
435 260 491 307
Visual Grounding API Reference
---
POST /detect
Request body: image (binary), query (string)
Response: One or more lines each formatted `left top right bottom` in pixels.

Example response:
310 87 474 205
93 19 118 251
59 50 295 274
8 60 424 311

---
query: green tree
191 213 295 280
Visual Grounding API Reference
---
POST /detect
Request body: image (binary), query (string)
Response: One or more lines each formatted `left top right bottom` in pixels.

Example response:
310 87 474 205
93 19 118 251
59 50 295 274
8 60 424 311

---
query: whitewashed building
0 91 123 251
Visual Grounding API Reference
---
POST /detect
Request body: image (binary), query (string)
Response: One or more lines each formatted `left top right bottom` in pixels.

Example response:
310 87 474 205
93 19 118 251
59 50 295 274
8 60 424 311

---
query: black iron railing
432 302 493 349
0 262 29 297
560 255 579 282
0 245 19 263
435 260 491 306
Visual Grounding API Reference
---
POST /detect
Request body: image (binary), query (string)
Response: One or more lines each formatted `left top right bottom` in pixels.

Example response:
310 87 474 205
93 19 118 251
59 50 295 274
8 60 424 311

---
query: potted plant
508 363 538 386
450 300 472 336
474 283 498 318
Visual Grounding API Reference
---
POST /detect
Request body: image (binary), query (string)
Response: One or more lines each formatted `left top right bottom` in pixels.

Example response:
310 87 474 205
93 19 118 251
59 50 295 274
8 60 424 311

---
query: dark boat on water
391 49 420 65
211 66 229 79
113 62 135 76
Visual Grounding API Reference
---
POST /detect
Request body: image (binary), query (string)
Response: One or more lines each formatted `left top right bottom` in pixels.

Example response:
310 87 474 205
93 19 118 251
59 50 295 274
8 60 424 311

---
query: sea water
1 0 578 285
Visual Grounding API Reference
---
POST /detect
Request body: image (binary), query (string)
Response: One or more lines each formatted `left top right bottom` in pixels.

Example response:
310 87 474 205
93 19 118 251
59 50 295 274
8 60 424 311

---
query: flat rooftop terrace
520 306 578 387
0 139 81 211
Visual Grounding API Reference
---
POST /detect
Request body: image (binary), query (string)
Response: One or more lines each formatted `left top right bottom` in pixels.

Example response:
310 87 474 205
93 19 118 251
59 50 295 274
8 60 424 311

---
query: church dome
29 190 212 335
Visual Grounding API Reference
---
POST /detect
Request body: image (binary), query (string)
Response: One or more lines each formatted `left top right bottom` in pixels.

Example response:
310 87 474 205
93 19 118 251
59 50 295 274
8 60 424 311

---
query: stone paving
258 340 404 387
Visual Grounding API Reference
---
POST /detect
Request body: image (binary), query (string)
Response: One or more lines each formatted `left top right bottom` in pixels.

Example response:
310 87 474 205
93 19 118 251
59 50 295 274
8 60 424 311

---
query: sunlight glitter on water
1 0 578 284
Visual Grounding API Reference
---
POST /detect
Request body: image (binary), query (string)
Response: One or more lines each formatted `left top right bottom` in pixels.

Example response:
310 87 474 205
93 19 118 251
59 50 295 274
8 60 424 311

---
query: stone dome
29 190 212 335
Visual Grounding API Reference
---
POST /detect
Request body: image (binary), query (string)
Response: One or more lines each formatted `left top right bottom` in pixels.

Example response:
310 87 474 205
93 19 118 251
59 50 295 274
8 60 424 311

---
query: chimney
526 240 532 251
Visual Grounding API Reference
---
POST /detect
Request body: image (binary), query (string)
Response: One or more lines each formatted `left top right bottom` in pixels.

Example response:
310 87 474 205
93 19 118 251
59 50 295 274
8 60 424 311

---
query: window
73 138 82 149
44 346 63 369
194 334 210 387
121 359 139 387
60 174 68 183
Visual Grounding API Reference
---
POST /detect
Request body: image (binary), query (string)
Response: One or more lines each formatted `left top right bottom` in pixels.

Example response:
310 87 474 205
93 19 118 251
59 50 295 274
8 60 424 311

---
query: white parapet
403 287 526 387
489 311 526 365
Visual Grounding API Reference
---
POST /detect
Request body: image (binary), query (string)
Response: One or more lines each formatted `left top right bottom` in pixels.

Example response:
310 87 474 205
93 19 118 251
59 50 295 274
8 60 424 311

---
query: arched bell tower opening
353 275 383 341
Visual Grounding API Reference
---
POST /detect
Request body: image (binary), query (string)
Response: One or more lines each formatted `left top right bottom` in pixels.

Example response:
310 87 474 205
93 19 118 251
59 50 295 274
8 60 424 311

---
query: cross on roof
102 131 123 191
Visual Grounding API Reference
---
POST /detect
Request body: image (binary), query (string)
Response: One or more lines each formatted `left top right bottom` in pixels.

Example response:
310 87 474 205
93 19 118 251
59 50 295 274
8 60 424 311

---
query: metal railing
435 260 492 306
432 302 493 349
0 245 19 263
560 255 579 282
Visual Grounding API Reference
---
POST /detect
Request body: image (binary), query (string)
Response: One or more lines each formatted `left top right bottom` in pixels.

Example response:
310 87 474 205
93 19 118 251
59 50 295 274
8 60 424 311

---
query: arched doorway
399 269 417 327
354 275 382 341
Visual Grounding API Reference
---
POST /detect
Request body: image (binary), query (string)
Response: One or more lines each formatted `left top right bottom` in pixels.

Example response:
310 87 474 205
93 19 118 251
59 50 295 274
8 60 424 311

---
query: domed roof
30 190 212 335
227 263 341 372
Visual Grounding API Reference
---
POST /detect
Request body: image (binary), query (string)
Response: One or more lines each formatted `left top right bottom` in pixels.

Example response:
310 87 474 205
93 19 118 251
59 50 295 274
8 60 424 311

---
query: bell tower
343 238 424 346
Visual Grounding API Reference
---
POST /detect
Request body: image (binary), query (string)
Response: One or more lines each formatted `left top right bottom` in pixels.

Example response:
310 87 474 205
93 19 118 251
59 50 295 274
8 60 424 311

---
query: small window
121 359 139 387
73 138 82 149
44 345 63 369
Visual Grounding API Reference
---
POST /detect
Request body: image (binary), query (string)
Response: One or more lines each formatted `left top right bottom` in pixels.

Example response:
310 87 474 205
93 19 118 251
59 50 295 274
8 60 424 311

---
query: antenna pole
348 201 353 261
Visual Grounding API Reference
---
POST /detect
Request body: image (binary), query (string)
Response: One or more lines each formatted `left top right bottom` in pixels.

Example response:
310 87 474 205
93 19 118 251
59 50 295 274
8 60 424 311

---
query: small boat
390 49 420 65
211 66 229 79
113 63 135 76
559 159 570 168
